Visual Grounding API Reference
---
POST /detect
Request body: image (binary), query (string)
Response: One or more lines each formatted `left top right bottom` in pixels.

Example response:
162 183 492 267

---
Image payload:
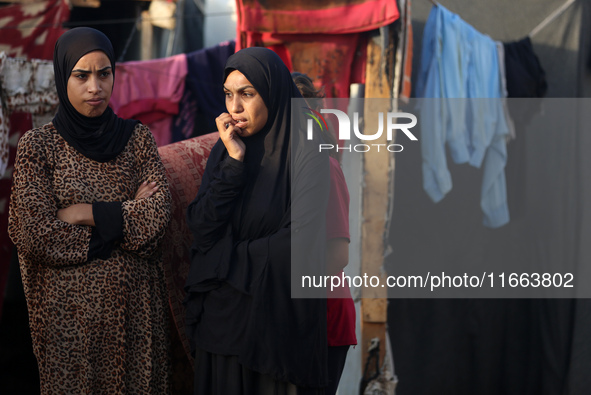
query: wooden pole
140 10 153 61
360 34 393 382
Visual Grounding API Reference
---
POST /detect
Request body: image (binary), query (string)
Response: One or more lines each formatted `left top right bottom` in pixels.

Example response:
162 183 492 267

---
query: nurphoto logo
305 108 418 153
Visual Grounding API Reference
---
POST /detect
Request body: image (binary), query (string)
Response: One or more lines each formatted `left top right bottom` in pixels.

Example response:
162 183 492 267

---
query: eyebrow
223 84 255 91
71 66 112 74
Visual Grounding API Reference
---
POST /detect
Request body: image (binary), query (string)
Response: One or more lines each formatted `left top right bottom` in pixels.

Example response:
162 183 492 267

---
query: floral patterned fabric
158 132 219 362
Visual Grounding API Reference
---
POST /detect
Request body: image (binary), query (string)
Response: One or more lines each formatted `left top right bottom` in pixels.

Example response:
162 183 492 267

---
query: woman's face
67 50 113 117
224 70 268 137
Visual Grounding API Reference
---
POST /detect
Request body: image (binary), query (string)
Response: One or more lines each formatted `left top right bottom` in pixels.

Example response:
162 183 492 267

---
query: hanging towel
110 54 188 147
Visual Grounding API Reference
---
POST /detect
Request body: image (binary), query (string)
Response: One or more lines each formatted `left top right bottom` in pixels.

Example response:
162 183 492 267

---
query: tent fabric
387 0 591 394
236 0 399 35
235 0 399 99
239 31 367 98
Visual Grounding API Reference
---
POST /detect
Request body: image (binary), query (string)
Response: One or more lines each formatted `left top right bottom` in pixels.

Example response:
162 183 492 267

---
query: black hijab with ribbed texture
52 27 137 162
223 47 295 243
185 47 329 389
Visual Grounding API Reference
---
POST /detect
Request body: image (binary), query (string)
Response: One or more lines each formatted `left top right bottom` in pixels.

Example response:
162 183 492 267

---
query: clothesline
528 0 577 38
427 0 578 40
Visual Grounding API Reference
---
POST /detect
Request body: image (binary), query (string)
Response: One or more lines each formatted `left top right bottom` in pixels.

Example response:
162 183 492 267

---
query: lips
232 117 247 129
86 98 104 106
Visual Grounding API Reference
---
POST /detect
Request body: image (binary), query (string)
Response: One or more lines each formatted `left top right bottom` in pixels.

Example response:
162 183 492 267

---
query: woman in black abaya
185 47 330 394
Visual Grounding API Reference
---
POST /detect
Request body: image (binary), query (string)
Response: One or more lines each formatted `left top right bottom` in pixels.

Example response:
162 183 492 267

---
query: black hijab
223 47 298 242
52 27 137 162
185 47 330 388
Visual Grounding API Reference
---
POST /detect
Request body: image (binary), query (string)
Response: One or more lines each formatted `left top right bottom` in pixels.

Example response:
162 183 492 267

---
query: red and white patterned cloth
0 0 70 60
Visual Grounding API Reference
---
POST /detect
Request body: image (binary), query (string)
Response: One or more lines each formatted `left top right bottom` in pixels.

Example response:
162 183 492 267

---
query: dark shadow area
0 248 39 395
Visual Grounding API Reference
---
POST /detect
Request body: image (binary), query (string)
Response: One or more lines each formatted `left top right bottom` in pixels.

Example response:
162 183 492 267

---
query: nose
228 96 243 113
87 75 102 94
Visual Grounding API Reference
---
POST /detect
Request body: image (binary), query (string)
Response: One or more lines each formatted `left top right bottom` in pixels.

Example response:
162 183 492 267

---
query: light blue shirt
416 5 510 228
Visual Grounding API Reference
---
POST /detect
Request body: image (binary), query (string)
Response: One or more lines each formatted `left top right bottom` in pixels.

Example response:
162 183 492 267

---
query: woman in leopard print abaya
8 27 172 394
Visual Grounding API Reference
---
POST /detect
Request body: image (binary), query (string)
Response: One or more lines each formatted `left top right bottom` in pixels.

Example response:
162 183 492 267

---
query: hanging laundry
503 37 547 126
416 5 511 228
495 42 516 140
0 0 70 60
504 37 547 98
110 54 188 147
174 40 235 141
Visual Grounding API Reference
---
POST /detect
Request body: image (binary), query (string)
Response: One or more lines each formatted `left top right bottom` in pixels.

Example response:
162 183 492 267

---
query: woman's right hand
216 112 246 162
135 181 159 200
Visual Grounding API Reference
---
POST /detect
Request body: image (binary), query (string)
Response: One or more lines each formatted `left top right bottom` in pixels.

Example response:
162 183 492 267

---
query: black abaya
185 47 330 392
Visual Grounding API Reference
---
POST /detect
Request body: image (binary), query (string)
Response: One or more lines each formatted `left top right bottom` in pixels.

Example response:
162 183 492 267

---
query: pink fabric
110 54 188 146
326 157 357 347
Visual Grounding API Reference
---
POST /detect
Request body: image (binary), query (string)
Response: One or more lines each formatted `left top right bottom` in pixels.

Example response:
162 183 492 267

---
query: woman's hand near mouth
216 112 246 161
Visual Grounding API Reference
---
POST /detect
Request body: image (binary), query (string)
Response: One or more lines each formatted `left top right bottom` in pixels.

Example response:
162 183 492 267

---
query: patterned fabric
158 131 219 363
0 0 70 60
0 52 58 115
8 123 172 393
0 52 59 177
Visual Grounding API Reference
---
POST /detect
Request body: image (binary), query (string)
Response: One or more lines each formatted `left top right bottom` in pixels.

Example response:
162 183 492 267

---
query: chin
86 108 107 118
